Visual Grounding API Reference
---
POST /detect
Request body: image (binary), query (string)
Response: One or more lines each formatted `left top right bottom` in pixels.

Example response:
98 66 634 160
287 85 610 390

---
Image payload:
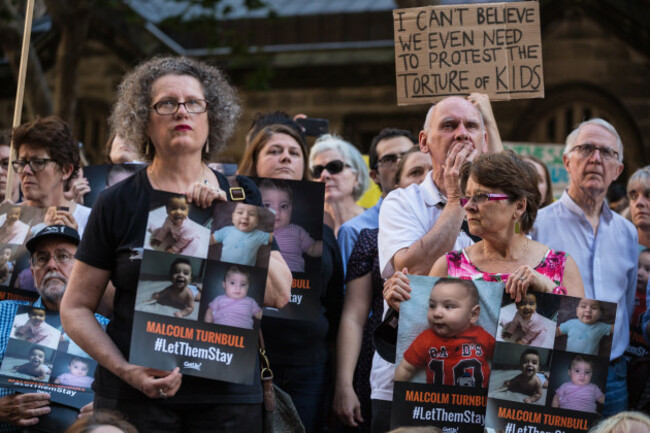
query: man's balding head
419 96 487 193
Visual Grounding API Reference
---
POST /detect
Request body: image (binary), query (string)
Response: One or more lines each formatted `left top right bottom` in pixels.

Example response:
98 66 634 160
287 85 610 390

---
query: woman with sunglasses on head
10 116 91 235
60 57 291 433
238 116 344 433
309 134 370 236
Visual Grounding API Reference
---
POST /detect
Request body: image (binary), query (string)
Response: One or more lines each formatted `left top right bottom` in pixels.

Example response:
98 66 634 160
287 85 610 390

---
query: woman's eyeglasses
151 99 209 115
11 158 55 174
459 193 510 206
310 160 350 178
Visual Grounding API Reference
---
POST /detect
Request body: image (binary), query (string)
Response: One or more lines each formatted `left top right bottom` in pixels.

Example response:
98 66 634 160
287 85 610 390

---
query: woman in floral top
429 151 584 300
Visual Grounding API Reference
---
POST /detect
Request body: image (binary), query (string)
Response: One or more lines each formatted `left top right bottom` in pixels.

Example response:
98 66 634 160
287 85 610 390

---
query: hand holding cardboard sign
123 365 182 399
383 268 412 312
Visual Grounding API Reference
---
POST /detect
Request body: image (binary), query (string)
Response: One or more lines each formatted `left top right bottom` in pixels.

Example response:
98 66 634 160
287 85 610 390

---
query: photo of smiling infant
554 297 616 357
488 343 552 406
209 202 274 268
0 339 54 382
497 291 558 349
135 251 204 320
145 194 210 259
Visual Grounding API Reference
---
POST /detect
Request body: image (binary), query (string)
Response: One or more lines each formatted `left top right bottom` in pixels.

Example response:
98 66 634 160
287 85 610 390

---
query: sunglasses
310 160 350 178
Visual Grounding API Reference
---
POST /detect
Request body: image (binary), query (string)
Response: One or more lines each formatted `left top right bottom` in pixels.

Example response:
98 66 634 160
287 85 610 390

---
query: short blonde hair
589 411 650 433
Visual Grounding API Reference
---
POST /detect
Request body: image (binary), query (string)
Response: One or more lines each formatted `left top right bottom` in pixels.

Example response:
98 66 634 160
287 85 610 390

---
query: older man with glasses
532 118 637 416
10 116 91 236
0 225 108 431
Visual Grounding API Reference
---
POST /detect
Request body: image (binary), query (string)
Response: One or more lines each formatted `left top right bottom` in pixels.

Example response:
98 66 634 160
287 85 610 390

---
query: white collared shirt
378 171 473 278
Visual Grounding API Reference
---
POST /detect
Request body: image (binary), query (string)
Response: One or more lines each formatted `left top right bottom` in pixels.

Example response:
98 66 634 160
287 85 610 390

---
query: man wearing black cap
0 225 108 431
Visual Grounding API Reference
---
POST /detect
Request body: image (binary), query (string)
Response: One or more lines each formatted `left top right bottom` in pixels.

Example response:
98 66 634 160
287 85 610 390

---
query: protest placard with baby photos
390 276 503 432
485 292 617 433
82 163 145 208
0 305 99 409
130 191 273 384
0 203 41 302
252 177 325 320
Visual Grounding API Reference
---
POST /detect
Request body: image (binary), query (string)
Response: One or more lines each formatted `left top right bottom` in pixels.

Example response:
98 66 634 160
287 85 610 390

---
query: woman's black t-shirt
76 168 263 403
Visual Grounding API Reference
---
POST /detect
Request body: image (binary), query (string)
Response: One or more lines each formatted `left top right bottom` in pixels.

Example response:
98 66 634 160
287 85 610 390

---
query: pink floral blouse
446 248 567 287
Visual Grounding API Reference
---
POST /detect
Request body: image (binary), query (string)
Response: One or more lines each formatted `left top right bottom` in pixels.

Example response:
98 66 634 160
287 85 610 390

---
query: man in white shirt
374 94 500 433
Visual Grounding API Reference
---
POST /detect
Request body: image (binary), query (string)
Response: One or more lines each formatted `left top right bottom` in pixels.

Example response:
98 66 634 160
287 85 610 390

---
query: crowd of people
0 54 647 433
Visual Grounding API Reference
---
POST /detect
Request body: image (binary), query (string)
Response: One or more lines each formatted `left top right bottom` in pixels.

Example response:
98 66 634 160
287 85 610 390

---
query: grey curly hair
108 56 241 162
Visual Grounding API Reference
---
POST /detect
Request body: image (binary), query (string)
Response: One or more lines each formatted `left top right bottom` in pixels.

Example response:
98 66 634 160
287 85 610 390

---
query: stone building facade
0 0 648 178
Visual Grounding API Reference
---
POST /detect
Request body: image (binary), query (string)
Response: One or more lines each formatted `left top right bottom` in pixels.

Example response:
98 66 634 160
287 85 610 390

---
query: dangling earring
145 140 151 157
204 139 210 154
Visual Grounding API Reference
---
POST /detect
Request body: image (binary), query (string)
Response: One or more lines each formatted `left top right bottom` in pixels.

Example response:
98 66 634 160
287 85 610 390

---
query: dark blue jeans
271 362 331 433
95 395 262 433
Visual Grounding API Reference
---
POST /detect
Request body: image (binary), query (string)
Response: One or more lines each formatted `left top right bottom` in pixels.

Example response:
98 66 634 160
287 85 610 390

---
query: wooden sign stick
6 0 36 202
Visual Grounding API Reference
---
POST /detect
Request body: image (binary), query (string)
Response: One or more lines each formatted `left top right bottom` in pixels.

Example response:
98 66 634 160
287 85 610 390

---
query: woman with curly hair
61 56 291 432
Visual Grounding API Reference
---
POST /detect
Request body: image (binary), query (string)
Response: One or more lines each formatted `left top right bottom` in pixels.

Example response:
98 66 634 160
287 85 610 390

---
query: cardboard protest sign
130 193 272 384
82 163 144 208
0 306 98 408
486 294 617 433
252 178 325 320
390 276 503 432
393 1 544 105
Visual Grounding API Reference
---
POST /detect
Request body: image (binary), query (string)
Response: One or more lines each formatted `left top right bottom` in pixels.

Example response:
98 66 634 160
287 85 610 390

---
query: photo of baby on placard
209 202 274 268
390 276 503 432
145 194 211 259
135 251 204 320
258 178 322 273
0 341 54 381
10 306 61 350
488 343 551 406
51 354 96 388
0 203 37 246
547 351 607 414
0 244 17 287
497 291 560 349
395 278 496 387
554 297 616 357
200 262 266 331
0 206 30 245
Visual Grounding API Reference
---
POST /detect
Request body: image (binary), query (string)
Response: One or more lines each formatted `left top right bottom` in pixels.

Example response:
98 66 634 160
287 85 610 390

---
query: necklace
482 237 529 262
148 163 207 192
